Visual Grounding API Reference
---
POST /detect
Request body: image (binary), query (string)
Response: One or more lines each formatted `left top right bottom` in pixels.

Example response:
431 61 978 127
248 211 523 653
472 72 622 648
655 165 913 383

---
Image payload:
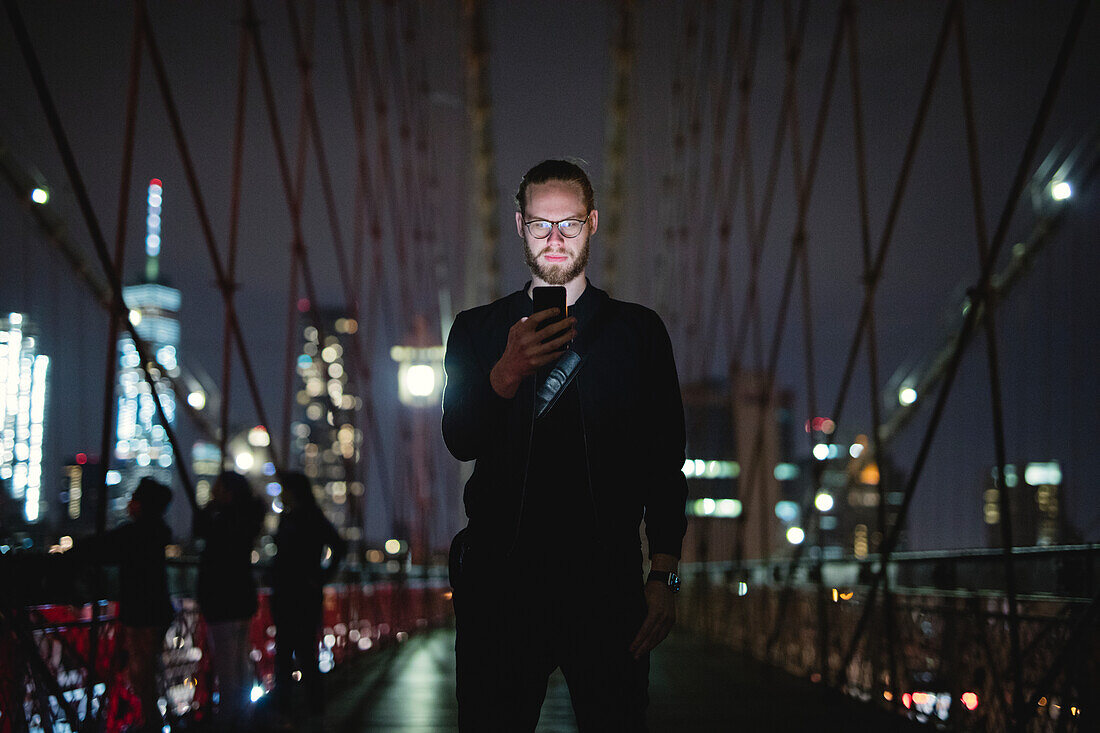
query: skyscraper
292 308 363 544
0 312 50 525
113 179 180 518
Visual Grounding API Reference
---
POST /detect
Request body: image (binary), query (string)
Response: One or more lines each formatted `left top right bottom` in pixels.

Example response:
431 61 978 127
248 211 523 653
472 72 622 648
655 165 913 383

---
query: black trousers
272 591 324 715
454 572 650 732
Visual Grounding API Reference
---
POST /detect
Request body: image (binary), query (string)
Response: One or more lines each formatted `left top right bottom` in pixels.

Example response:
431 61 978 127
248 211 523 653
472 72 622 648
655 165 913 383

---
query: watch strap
647 570 681 593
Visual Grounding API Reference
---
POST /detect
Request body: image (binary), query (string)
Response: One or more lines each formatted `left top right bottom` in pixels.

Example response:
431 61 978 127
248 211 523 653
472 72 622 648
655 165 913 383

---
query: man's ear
588 209 599 236
515 211 525 239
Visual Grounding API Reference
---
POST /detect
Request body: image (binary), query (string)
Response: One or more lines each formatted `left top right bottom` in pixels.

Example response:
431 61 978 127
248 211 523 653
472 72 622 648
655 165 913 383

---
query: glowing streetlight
786 526 805 545
31 187 49 204
405 364 437 397
898 387 917 406
1050 180 1072 201
814 493 834 512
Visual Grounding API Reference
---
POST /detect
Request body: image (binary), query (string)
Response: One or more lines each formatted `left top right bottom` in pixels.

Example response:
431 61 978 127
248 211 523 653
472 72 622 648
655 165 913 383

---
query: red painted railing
1 570 453 732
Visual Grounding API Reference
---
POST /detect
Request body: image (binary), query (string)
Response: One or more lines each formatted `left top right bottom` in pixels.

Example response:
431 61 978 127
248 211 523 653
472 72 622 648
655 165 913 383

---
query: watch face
669 573 681 593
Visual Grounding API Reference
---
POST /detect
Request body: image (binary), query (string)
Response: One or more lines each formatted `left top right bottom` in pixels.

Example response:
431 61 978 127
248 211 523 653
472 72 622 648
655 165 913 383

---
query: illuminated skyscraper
292 309 363 538
113 179 180 514
983 461 1064 547
0 312 50 524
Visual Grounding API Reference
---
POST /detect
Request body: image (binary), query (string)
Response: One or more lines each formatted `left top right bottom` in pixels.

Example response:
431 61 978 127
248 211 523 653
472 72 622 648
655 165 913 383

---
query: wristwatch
646 570 681 594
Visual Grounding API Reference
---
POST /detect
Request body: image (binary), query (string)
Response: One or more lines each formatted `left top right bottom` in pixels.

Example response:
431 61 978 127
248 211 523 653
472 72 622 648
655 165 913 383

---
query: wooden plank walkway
320 626 929 732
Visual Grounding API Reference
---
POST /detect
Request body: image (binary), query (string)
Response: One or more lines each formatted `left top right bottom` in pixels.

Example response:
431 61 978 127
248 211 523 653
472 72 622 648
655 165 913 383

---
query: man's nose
547 224 567 243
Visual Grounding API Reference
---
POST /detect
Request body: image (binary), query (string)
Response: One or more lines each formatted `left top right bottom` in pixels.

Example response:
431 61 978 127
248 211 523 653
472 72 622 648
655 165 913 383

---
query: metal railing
680 545 1100 731
1 558 452 732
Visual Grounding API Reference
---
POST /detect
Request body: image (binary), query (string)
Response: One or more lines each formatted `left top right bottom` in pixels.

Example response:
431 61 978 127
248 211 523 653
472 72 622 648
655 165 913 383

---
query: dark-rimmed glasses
523 213 591 239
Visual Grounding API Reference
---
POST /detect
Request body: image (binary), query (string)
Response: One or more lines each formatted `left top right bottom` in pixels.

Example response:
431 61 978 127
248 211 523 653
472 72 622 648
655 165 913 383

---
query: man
442 159 688 731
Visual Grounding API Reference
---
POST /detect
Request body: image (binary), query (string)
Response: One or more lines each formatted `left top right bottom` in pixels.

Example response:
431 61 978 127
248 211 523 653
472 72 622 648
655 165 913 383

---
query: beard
523 235 590 285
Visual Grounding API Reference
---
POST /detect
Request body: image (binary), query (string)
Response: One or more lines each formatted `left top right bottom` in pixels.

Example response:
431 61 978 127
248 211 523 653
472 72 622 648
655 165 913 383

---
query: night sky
2 1 1098 551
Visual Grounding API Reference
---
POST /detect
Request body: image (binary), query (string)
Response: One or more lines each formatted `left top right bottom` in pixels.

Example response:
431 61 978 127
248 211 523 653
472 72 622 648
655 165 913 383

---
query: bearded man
442 159 688 731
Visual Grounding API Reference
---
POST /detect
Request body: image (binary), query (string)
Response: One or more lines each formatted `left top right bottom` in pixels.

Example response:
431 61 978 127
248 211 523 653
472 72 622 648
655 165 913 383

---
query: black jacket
442 283 688 567
81 518 174 628
195 496 265 623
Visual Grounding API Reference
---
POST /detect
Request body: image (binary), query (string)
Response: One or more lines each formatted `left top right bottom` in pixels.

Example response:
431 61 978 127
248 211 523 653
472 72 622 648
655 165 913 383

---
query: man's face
516 180 598 286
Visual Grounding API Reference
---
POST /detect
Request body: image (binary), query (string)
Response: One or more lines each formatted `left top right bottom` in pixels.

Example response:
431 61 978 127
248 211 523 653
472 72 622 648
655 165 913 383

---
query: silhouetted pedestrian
270 472 346 725
195 471 265 730
80 476 174 733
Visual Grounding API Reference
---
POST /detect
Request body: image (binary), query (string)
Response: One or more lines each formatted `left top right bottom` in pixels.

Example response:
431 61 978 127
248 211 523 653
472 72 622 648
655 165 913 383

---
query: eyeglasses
523 213 591 239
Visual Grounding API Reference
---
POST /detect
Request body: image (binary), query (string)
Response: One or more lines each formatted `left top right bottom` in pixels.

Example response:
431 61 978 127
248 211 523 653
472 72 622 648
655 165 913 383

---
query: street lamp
391 317 446 566
391 346 445 407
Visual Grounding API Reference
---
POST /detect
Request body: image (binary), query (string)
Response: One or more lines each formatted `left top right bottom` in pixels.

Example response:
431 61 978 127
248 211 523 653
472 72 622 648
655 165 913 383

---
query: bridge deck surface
316 625 928 732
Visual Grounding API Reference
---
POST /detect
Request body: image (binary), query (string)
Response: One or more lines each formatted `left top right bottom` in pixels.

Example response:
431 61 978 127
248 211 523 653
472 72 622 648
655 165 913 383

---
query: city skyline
1 1 1097 551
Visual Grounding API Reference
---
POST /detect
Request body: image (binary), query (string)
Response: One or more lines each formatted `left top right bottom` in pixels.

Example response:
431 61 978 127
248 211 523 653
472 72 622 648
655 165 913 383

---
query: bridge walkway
318 625 928 732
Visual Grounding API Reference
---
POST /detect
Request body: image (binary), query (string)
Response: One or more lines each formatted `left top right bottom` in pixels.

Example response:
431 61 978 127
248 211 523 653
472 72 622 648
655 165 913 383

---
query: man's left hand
629 581 676 659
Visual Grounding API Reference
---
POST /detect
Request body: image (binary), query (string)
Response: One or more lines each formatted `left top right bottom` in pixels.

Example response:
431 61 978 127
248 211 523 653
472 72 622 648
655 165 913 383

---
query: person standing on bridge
270 471 347 727
442 159 688 731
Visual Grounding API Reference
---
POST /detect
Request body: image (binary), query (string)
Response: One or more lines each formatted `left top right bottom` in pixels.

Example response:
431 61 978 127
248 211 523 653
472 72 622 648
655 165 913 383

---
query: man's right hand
489 308 577 398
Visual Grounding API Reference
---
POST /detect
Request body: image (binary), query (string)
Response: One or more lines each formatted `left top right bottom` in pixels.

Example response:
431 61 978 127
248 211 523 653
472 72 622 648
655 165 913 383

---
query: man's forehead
524 179 588 214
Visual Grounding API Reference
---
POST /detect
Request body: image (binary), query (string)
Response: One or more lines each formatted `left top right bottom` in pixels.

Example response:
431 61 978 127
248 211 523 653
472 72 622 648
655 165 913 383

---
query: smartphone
532 285 567 340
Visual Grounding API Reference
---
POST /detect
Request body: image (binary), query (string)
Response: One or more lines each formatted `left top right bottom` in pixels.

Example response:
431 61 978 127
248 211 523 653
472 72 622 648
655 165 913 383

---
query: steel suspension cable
651 0 699 317
219 14 252 467
761 0 848 666
394 0 452 339
601 0 635 297
284 0 371 554
844 2 896 697
672 0 718 362
825 0 958 430
381 1 430 304
699 0 763 366
137 0 281 467
730 0 808 370
682 0 745 380
727 0 809 568
241 0 365 502
461 0 499 308
359 4 415 323
672 2 715 343
5 0 201 509
334 0 397 524
956 10 1023 726
6 12 207 719
278 41 312 465
839 1 1089 697
86 7 143 720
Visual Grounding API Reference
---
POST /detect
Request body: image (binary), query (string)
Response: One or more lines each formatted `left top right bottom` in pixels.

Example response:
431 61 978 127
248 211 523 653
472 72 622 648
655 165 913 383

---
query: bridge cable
219 13 251 468
4 6 206 722
671 0 718 365
955 11 1025 725
85 7 145 723
696 0 764 368
600 0 635 297
287 0 373 551
334 0 398 525
838 3 1089 712
681 1 746 380
651 1 700 319
461 0 500 308
726 0 809 586
758 0 848 668
729 0 807 372
137 0 282 467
